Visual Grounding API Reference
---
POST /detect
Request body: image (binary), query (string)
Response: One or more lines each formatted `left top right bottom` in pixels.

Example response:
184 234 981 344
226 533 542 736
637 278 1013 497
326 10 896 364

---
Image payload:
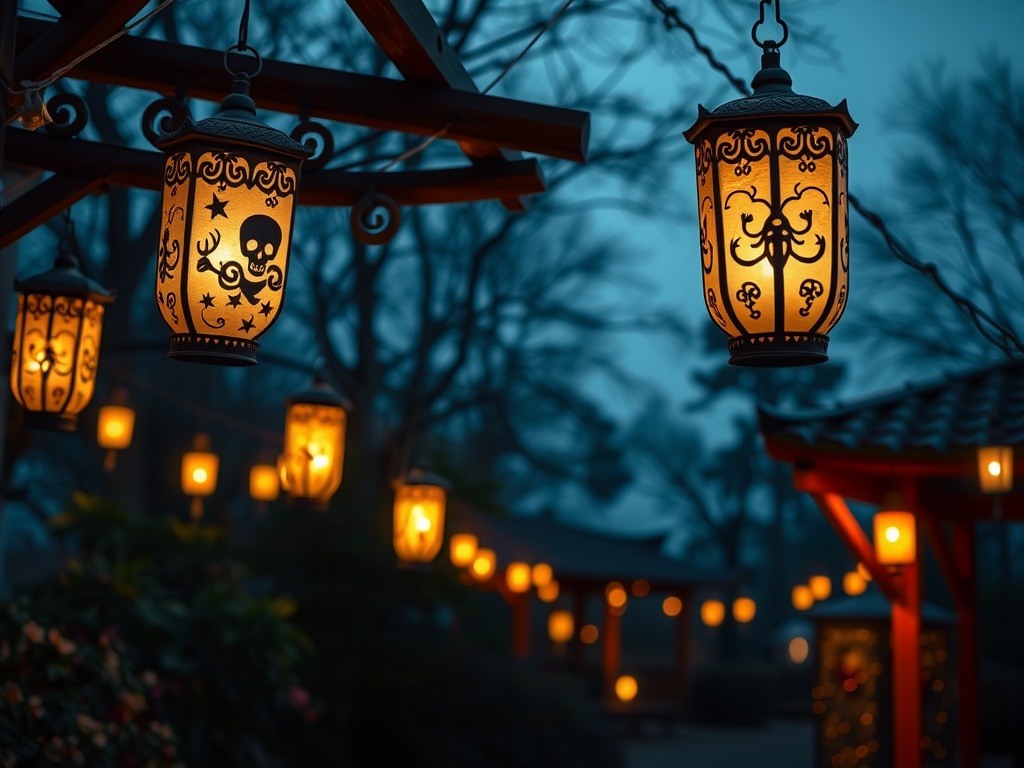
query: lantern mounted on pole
392 465 449 564
152 0 312 365
874 504 916 570
978 445 1012 494
97 388 136 472
11 211 115 431
181 433 219 520
683 0 857 366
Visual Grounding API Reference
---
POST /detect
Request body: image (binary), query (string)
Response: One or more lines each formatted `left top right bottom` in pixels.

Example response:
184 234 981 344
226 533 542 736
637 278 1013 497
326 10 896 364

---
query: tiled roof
449 504 734 589
759 358 1024 455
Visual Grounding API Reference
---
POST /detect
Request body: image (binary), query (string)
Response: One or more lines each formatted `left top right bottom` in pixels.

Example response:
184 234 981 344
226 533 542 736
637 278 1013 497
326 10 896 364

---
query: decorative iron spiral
44 92 89 137
142 97 190 147
351 193 401 245
290 120 334 171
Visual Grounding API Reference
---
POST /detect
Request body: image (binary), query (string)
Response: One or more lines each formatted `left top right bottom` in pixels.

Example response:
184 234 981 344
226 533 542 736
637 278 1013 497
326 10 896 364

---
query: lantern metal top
285 376 352 410
396 464 450 490
684 50 858 143
17 240 115 303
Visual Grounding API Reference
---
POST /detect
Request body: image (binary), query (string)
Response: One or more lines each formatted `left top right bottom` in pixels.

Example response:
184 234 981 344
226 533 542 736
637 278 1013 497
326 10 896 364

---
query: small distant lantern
181 433 219 520
809 575 832 601
470 548 496 581
392 465 448 564
249 463 280 502
605 583 628 610
281 378 349 509
978 446 1013 494
843 570 867 596
874 509 916 568
683 4 856 365
788 636 810 664
579 624 599 644
97 390 135 472
531 563 553 589
11 221 114 431
615 675 638 703
449 533 478 568
548 610 574 644
631 579 650 597
732 597 757 623
792 585 814 611
662 596 683 617
506 562 532 593
153 27 312 365
537 579 560 603
701 599 726 627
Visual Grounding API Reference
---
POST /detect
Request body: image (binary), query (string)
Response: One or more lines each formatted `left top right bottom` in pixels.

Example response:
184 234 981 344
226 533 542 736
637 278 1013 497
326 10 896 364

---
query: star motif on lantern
239 315 256 333
259 300 273 317
200 292 215 308
205 193 229 220
227 292 243 308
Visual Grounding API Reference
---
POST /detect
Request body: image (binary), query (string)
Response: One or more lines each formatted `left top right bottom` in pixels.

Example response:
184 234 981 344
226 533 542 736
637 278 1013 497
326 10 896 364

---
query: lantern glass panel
182 450 218 497
393 482 446 563
250 464 280 502
506 562 532 593
282 402 346 505
11 294 106 427
978 445 1013 494
873 510 916 566
449 533 478 568
97 405 135 450
701 599 725 627
471 549 496 581
548 610 574 644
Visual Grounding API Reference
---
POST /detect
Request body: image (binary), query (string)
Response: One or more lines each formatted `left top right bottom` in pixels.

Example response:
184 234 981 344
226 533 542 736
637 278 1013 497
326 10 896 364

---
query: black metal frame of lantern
684 0 857 367
153 2 312 366
11 216 115 431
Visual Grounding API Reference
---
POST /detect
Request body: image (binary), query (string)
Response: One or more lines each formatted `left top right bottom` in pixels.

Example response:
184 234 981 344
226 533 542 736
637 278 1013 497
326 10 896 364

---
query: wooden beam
14 18 589 164
0 172 107 248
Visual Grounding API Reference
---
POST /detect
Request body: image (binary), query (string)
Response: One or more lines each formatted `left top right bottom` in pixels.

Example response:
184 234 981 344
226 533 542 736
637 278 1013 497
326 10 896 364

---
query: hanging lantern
792 584 814 611
978 446 1013 494
683 3 857 365
548 610 574 644
249 463 280 502
700 599 725 627
531 563 553 589
281 378 349 509
449 533 478 568
97 389 135 472
874 509 916 567
11 225 114 431
605 582 628 610
808 574 832 601
732 597 757 623
662 596 683 617
843 570 867 596
537 579 560 603
470 548 496 581
506 562 532 594
393 466 449 564
615 675 638 703
181 433 219 520
153 30 312 366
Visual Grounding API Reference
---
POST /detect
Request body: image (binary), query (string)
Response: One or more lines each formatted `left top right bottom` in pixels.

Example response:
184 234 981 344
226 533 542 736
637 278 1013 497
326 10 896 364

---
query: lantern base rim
728 333 829 367
168 334 259 366
20 411 78 431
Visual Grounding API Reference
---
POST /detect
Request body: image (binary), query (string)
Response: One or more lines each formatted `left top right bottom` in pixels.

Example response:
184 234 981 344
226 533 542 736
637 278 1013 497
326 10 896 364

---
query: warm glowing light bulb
988 461 1001 477
885 526 900 543
192 468 208 483
312 454 329 470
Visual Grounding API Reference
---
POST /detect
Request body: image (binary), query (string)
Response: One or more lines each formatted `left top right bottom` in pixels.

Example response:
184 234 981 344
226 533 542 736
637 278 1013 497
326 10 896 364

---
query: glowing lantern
470 548 496 581
631 579 650 597
506 562 532 593
249 463 279 502
978 446 1013 494
843 570 867 596
449 533 478 568
662 596 683 617
683 6 856 366
181 434 218 520
788 636 809 664
579 624 599 644
874 509 916 567
732 597 757 623
809 574 832 601
548 610 574 644
701 599 725 627
281 378 349 508
792 585 814 611
97 391 135 472
153 35 312 365
615 675 638 702
531 563 553 589
392 466 448 564
11 230 114 431
537 579 560 603
856 561 873 582
605 583 628 609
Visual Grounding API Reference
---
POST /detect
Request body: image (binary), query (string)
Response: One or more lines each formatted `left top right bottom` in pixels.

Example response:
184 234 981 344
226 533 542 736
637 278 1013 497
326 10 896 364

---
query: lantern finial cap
751 50 793 95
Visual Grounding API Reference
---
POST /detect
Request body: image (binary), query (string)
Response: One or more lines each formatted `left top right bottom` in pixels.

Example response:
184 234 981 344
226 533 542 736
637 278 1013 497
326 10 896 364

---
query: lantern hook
223 0 263 80
56 209 82 268
751 0 788 53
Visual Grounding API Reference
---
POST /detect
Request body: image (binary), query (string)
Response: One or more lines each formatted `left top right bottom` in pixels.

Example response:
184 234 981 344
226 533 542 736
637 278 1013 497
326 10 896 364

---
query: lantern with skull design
154 70 311 365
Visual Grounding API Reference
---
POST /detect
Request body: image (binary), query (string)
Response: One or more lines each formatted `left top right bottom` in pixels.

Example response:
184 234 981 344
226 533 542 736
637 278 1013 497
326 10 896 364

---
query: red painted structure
760 359 1024 768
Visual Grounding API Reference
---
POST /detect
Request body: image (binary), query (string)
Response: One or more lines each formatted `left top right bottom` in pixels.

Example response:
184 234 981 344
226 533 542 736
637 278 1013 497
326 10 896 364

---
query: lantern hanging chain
0 0 179 96
237 0 251 52
378 0 575 172
750 0 788 53
650 0 1024 358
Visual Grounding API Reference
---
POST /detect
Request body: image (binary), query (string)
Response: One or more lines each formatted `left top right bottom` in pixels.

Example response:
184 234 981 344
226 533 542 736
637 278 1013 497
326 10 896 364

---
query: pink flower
286 685 311 708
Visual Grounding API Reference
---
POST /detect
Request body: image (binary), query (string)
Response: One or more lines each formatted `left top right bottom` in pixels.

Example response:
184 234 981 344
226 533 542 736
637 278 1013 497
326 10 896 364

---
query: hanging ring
751 0 788 52
223 44 263 79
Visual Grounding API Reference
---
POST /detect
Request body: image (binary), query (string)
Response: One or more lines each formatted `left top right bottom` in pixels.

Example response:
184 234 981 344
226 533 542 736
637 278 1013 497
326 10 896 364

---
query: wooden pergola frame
2 0 591 249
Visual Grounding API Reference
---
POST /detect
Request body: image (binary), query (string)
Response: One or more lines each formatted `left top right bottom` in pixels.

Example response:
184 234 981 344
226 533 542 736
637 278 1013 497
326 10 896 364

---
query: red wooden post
892 481 923 768
952 518 978 768
602 602 621 700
